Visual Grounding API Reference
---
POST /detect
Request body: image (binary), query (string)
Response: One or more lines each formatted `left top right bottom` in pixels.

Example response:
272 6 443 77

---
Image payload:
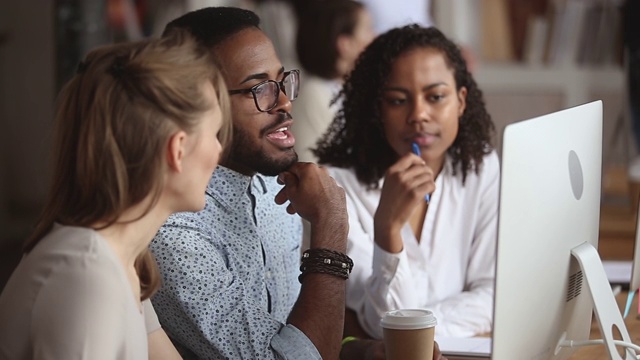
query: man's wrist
298 248 354 283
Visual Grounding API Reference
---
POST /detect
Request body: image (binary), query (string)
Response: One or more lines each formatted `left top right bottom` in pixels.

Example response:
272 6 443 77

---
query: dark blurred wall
0 0 149 291
0 1 55 290
56 0 110 89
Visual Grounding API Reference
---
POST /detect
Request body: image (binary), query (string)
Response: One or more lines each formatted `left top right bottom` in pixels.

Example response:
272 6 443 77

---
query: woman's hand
373 153 435 253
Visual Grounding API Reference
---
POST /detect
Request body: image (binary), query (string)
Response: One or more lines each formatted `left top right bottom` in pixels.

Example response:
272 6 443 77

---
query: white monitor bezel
492 100 632 360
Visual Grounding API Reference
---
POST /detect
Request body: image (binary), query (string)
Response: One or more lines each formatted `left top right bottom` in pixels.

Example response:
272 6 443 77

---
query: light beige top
0 224 161 359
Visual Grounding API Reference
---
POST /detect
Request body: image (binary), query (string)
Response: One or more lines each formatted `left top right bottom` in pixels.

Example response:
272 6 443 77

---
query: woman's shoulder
470 150 501 188
325 165 359 185
445 150 500 186
325 165 357 181
481 150 500 173
33 225 110 262
25 226 126 291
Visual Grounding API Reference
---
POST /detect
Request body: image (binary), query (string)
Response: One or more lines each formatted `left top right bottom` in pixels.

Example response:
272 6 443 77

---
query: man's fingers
275 171 299 206
277 171 297 187
274 187 288 205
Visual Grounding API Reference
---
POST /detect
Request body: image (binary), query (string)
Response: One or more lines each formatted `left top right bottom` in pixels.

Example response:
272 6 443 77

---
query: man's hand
274 162 348 251
340 339 385 360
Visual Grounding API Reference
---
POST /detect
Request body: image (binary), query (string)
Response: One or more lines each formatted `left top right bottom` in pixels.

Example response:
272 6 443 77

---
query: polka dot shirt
150 166 321 359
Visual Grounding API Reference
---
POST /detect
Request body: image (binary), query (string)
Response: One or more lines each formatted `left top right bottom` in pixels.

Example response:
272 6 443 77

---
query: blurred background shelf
433 0 634 261
474 63 623 107
434 0 629 166
600 165 636 260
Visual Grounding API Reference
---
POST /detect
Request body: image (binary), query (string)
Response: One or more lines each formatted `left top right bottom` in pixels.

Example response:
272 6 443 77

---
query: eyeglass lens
255 71 299 111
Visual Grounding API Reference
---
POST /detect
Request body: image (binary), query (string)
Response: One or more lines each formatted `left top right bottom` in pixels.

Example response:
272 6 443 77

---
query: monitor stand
562 242 634 359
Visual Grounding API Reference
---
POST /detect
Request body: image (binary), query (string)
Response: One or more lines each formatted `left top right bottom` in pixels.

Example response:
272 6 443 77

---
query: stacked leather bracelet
298 248 354 283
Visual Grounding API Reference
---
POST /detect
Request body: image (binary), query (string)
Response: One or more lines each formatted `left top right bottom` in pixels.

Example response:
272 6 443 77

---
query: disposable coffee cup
380 309 437 360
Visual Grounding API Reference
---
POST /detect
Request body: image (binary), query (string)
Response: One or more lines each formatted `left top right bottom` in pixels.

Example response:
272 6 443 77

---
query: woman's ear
457 86 468 117
166 130 188 173
336 34 352 60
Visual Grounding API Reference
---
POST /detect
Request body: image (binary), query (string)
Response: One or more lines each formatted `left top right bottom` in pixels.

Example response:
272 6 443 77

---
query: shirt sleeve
335 165 422 338
150 213 321 359
143 299 162 335
365 243 422 338
426 153 499 337
343 189 419 339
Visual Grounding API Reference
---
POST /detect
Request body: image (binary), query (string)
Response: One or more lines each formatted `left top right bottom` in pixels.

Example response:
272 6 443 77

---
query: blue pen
411 142 431 203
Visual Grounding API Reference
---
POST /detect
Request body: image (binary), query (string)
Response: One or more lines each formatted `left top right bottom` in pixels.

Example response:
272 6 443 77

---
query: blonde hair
25 30 230 300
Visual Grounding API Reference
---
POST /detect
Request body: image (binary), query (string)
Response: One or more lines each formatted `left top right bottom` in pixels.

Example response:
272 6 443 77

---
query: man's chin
256 149 298 176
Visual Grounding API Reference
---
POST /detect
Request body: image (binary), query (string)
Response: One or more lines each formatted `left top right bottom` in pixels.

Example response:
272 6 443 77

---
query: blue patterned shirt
150 166 320 359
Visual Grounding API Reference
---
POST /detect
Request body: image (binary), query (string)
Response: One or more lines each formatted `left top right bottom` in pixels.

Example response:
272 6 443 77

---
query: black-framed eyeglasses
228 70 300 112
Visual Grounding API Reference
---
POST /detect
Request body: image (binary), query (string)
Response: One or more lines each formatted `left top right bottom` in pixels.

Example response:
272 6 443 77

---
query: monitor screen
492 101 603 360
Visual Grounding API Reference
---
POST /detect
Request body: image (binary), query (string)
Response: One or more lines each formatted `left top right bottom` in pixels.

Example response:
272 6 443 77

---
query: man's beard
227 115 298 176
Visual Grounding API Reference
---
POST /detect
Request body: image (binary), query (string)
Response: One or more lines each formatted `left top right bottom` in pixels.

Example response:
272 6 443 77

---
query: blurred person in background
292 0 375 162
359 0 432 34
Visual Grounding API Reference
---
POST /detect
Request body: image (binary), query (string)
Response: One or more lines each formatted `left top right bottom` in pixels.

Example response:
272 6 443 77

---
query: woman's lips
411 134 437 147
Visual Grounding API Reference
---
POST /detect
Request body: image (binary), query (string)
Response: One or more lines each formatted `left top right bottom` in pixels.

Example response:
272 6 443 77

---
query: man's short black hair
162 7 260 49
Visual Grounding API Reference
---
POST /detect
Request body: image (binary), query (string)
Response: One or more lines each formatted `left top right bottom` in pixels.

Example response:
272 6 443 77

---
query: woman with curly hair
315 25 498 341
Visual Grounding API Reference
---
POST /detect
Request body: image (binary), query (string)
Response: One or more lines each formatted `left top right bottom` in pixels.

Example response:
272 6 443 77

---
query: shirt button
266 271 272 279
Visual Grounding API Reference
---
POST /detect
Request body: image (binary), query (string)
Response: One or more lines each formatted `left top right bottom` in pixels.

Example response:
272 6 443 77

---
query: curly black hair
314 25 494 188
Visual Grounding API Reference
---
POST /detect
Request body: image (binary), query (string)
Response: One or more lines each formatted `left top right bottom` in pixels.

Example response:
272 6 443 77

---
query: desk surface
571 290 640 359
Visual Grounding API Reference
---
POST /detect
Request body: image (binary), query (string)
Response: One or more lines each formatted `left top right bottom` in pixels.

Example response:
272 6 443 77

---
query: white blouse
327 151 500 338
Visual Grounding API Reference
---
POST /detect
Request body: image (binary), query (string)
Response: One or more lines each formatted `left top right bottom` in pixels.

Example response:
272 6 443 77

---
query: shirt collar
205 166 269 210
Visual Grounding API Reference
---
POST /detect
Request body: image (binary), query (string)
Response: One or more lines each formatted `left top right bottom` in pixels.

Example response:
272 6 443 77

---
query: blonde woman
0 30 230 360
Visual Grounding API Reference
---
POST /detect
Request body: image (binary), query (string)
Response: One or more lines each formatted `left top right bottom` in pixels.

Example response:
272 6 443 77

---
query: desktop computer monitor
492 100 633 360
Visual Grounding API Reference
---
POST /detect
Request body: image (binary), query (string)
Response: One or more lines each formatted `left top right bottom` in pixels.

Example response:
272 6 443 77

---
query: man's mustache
260 112 293 137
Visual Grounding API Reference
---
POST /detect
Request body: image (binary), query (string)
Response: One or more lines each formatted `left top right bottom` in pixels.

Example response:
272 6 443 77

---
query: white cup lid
380 309 437 330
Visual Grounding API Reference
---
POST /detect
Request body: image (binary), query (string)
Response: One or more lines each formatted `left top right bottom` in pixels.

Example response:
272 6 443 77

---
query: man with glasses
149 7 350 360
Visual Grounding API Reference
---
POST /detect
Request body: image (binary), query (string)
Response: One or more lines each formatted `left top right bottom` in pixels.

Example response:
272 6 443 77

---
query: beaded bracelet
303 249 354 270
298 248 354 283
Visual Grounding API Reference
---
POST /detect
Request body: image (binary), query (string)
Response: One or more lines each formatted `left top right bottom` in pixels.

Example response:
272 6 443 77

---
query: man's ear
166 130 188 173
